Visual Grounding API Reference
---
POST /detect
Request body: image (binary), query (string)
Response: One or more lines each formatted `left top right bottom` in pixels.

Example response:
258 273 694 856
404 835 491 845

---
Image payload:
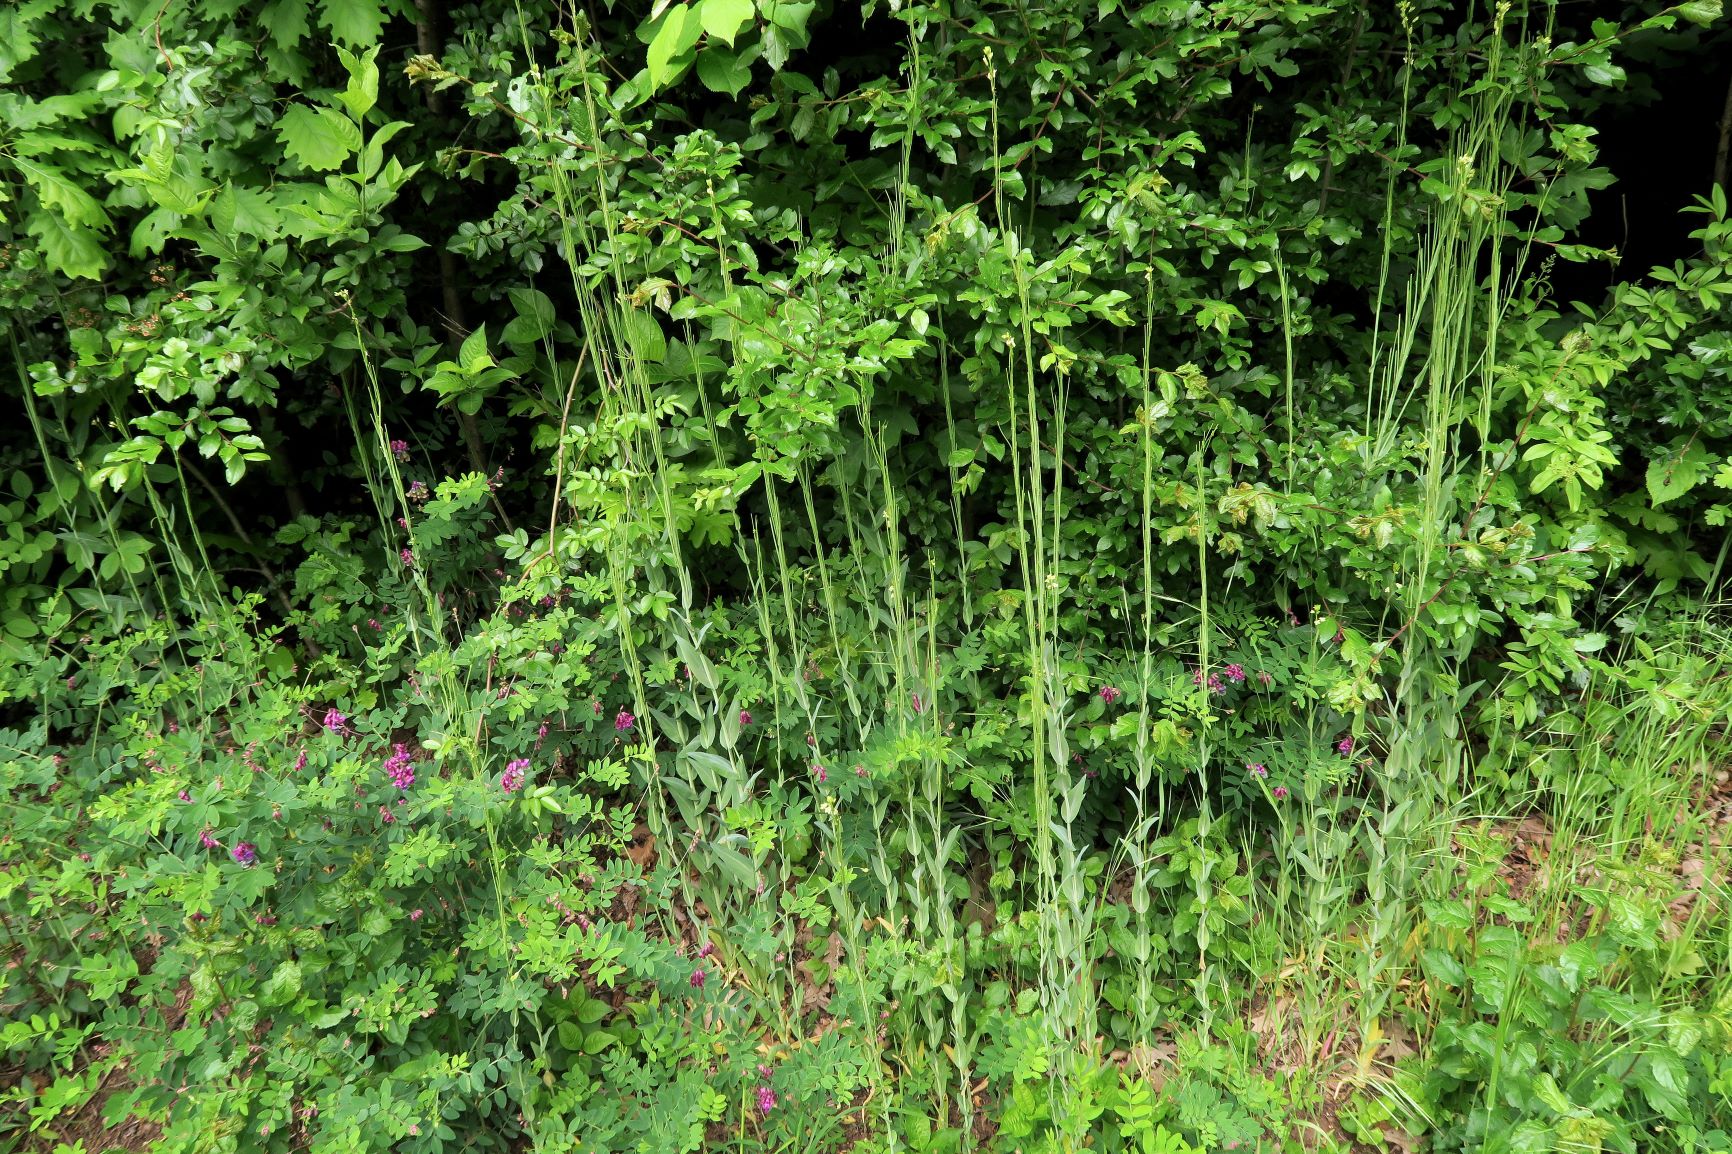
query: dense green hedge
3 1 1731 1151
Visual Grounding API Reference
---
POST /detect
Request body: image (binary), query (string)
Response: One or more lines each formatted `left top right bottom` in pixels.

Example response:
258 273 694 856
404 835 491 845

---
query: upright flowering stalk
383 743 415 791
501 759 528 793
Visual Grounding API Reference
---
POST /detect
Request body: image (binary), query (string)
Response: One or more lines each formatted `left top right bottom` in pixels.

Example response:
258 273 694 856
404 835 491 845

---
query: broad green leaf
335 44 380 119
646 5 700 88
276 105 362 171
502 287 556 344
458 326 492 371
1645 438 1711 506
698 0 753 46
261 961 302 1005
623 309 667 363
211 184 281 238
26 209 106 279
261 0 311 49
320 0 387 47
14 158 109 229
1678 1 1721 26
695 45 753 97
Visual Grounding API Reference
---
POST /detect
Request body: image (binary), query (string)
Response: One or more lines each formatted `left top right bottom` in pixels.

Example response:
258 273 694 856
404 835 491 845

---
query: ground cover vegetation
4 0 1732 1150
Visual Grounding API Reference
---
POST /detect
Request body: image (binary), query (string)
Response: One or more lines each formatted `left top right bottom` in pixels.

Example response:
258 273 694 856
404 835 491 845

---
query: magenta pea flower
1225 663 1246 683
689 968 707 989
199 829 220 849
502 758 528 793
390 439 410 462
231 841 257 866
383 743 415 791
1098 685 1122 705
399 548 414 567
1257 670 1273 686
1272 786 1289 801
178 790 192 802
407 480 427 501
1336 736 1354 756
615 709 635 733
410 908 423 921
1247 762 1268 779
322 708 347 734
293 749 307 773
813 763 828 784
739 709 752 727
757 1086 777 1115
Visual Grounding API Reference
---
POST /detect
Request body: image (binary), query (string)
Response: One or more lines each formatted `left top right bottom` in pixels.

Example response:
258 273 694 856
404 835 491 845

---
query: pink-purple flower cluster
390 439 410 462
231 841 256 866
383 743 415 790
502 758 528 793
322 708 347 734
1098 685 1121 705
615 709 635 733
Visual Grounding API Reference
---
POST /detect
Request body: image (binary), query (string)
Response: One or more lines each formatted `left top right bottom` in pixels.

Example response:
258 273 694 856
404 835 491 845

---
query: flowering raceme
502 758 528 793
383 743 415 790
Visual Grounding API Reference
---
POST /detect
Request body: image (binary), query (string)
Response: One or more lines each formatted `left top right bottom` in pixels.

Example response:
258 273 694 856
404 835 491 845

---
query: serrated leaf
276 105 362 171
1645 438 1711 507
26 210 106 279
1678 1 1721 26
261 960 302 1005
260 0 311 50
211 184 281 238
14 158 109 229
698 0 753 46
320 0 386 47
